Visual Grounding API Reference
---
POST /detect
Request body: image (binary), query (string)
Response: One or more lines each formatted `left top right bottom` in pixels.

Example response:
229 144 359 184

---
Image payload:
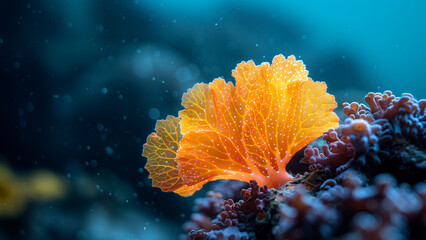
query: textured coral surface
181 91 425 240
143 55 339 196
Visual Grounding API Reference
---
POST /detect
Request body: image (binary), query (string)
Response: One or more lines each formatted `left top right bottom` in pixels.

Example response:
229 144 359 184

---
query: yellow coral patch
143 116 202 196
0 163 26 217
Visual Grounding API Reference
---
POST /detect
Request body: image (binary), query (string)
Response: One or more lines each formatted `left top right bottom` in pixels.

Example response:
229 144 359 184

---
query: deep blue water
0 1 425 239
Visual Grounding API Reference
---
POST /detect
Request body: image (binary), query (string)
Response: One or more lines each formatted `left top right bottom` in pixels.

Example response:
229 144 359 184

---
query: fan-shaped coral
143 55 339 196
143 115 203 196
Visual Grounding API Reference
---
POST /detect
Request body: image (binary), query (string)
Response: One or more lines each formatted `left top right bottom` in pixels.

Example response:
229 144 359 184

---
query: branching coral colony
142 55 426 240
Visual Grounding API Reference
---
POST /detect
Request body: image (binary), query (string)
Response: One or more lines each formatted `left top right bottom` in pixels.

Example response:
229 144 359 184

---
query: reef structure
181 91 426 240
302 91 426 186
183 180 270 240
142 55 425 239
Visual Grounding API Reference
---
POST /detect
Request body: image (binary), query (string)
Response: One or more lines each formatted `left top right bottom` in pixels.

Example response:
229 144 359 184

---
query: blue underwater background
0 1 425 239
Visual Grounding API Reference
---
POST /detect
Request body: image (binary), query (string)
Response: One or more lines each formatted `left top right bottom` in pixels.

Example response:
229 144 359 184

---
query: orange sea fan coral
143 116 204 196
143 55 339 196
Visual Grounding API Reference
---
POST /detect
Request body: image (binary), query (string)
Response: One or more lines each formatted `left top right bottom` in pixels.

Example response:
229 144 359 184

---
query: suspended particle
26 103 34 112
95 24 104 33
97 123 104 131
148 108 160 120
105 146 114 155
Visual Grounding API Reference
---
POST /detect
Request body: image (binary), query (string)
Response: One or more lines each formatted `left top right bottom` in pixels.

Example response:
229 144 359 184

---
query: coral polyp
303 91 426 184
184 180 270 240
